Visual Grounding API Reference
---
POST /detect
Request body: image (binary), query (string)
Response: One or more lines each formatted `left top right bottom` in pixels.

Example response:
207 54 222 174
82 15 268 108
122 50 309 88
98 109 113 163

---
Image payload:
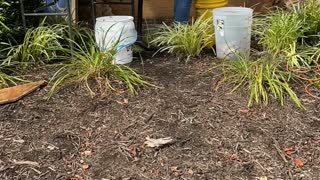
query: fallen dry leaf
188 169 194 176
84 150 92 156
144 137 174 148
294 159 304 167
128 146 137 157
170 166 179 172
286 150 295 156
259 176 268 180
116 98 129 105
284 147 293 152
173 172 181 177
239 108 249 113
228 154 239 161
13 139 25 143
71 175 83 180
82 164 90 171
284 147 295 156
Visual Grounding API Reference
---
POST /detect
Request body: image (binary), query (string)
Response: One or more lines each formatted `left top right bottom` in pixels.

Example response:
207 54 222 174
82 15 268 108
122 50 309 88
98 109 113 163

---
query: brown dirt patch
0 54 320 179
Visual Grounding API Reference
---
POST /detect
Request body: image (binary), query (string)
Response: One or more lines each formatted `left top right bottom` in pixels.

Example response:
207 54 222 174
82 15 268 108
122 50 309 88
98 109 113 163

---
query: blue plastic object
174 0 193 23
44 0 69 13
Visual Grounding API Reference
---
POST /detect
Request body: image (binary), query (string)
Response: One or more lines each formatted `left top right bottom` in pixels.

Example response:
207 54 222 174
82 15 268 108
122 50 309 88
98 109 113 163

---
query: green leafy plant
258 10 305 54
296 0 320 45
49 28 153 97
222 1 320 107
151 14 213 60
0 0 43 43
0 0 9 33
221 54 303 108
0 63 24 89
5 23 65 66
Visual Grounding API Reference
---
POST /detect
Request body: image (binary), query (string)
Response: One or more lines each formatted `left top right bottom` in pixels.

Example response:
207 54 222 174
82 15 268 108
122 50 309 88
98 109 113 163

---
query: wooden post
71 0 77 22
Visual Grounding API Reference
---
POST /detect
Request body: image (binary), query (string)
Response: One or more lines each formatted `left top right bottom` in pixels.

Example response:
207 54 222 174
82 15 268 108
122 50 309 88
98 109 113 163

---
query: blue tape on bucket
116 31 138 51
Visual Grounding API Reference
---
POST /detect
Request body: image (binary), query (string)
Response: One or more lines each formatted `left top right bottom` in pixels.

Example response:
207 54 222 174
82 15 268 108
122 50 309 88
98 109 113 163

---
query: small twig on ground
29 167 41 174
12 160 40 167
271 137 288 163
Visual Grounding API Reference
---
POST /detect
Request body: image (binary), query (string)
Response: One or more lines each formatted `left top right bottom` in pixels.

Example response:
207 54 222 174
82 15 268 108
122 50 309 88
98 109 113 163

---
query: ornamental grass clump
221 54 303 108
49 28 152 97
219 0 320 107
0 63 24 89
5 23 65 67
293 0 320 45
257 10 305 55
151 14 213 60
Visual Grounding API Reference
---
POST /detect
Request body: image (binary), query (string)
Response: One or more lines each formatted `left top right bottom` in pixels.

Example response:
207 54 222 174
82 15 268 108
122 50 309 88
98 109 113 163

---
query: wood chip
12 160 40 167
188 169 194 176
82 164 90 171
144 137 174 148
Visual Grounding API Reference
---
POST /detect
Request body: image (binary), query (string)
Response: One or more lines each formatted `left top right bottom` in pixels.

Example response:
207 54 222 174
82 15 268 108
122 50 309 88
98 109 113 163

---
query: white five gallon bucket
213 7 253 59
95 16 137 64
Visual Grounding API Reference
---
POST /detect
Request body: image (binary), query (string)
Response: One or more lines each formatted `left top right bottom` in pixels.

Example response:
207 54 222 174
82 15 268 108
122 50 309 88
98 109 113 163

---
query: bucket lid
96 16 134 22
213 7 253 16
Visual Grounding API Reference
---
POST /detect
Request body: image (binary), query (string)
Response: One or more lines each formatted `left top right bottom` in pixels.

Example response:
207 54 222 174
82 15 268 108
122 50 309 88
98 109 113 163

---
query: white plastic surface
114 47 133 65
95 16 137 64
213 7 253 59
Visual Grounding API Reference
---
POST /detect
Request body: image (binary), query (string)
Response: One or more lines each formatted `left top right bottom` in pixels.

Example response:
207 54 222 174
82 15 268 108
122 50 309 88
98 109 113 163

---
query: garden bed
1 54 320 179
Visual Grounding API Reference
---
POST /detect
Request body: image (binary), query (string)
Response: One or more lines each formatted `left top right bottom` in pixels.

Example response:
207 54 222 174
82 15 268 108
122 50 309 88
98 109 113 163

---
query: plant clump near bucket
213 7 253 60
95 16 137 64
194 0 228 46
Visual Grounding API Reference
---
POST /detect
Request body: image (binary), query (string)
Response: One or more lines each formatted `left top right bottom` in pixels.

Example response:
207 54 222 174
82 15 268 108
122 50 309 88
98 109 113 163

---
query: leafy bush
221 54 303 108
5 23 65 67
296 0 320 45
224 1 320 107
151 15 213 60
258 11 305 54
0 0 43 43
0 63 24 88
0 0 10 34
49 28 153 97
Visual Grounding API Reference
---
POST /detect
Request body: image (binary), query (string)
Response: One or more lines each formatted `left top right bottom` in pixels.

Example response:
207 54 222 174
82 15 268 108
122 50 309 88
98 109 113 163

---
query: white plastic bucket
95 16 137 64
213 7 253 59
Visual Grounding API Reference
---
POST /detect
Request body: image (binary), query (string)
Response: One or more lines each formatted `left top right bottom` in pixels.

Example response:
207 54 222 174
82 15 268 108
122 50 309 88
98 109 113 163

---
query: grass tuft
221 53 304 108
49 28 153 97
0 63 25 89
4 22 65 67
151 14 213 61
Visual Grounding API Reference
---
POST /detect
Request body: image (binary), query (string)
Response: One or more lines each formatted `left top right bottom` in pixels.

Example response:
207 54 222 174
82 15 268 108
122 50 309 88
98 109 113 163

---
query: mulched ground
0 53 320 180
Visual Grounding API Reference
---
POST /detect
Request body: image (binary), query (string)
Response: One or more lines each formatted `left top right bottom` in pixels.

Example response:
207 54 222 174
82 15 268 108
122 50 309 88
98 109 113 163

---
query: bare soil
0 54 320 180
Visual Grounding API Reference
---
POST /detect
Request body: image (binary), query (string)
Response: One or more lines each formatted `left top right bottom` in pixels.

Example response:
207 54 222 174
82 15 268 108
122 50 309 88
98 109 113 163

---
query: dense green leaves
49 28 153 97
152 14 213 61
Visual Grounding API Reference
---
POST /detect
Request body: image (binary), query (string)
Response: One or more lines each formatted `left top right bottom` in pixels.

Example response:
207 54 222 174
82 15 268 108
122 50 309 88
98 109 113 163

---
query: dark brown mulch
0 54 319 180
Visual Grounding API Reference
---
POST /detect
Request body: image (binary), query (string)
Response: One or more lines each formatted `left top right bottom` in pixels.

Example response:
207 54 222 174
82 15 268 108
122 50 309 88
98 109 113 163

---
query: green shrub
258 10 305 54
296 0 320 45
0 0 43 43
0 63 24 88
0 0 9 34
49 28 153 97
221 54 303 108
151 15 213 61
5 23 65 67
